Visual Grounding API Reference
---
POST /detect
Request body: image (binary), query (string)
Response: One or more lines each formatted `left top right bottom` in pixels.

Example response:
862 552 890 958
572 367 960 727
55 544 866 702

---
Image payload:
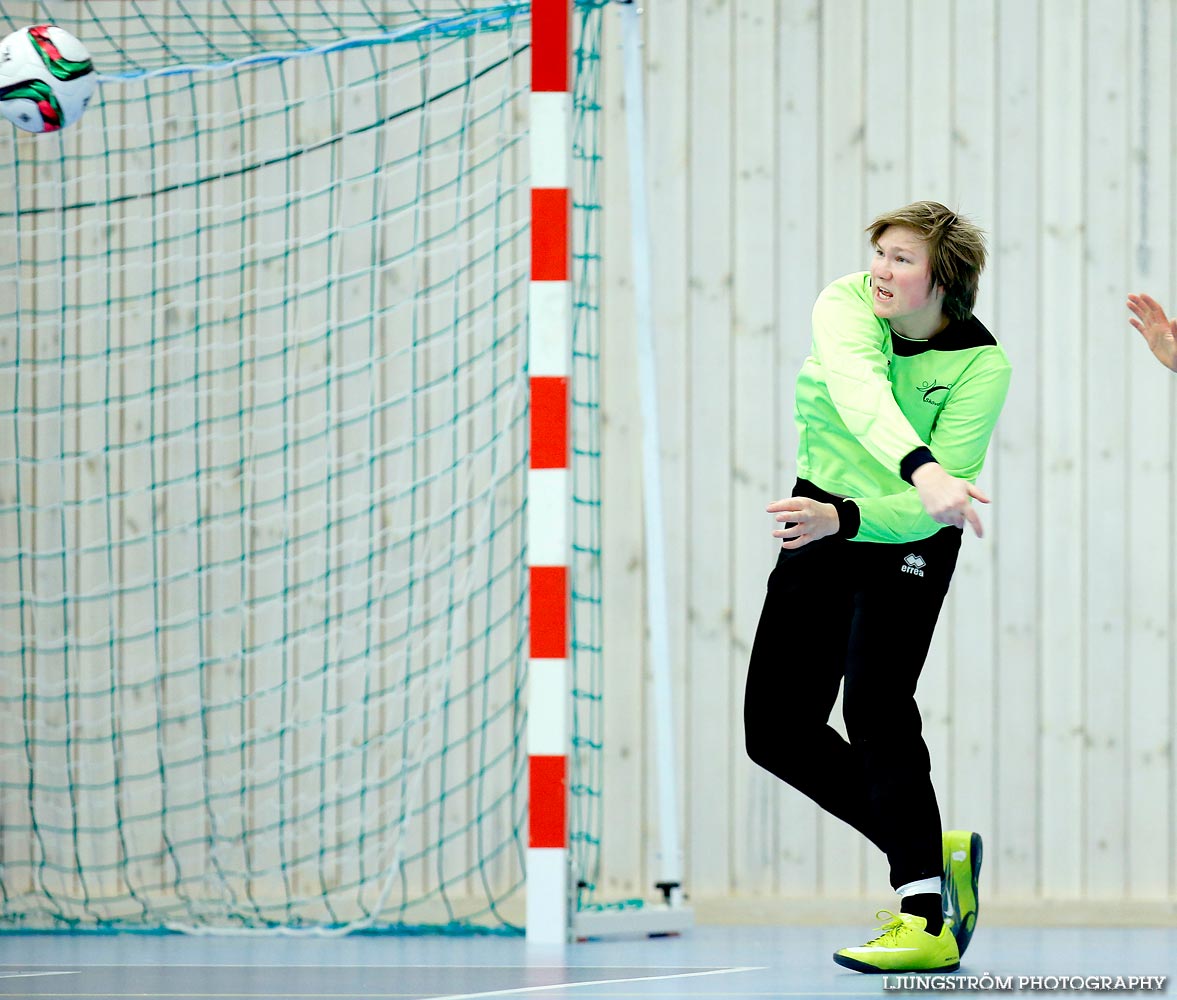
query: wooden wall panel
597 0 1177 911
684 0 736 898
730 0 781 898
1083 0 1132 899
598 0 645 899
1125 0 1176 902
992 0 1044 898
1035 0 1087 901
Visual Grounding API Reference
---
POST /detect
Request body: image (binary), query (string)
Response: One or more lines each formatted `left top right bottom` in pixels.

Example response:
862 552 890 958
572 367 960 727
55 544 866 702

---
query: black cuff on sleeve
835 498 861 540
899 446 937 485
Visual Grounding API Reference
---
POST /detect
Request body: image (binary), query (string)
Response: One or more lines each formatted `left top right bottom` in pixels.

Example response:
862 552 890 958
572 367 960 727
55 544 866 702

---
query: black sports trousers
743 479 962 890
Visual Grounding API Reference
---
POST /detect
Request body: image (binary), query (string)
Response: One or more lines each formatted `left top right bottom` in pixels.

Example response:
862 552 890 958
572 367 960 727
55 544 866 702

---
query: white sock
896 876 942 898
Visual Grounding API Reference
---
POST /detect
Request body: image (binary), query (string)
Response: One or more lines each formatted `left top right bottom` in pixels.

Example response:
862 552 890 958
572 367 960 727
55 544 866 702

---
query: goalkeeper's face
868 225 946 329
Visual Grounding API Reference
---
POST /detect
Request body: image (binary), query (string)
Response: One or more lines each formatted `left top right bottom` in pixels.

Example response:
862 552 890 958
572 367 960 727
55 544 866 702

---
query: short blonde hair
866 201 987 320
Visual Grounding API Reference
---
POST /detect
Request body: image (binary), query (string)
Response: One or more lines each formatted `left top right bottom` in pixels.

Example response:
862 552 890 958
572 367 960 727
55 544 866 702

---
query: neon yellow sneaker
942 830 982 957
833 910 960 974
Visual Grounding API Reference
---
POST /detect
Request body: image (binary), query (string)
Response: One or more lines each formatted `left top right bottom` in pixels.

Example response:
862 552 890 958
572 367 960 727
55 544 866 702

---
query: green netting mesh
0 0 605 933
567 4 605 916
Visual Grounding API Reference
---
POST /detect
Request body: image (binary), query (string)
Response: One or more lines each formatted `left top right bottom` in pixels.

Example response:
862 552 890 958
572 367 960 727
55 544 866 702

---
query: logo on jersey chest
917 379 951 405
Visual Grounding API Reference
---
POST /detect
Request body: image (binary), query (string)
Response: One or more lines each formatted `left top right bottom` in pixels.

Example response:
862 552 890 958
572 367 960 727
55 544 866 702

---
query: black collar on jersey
890 314 996 356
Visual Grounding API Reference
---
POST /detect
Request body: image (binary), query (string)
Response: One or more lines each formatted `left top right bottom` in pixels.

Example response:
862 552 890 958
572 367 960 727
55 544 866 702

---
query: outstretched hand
1127 293 1177 372
766 497 839 550
910 463 989 537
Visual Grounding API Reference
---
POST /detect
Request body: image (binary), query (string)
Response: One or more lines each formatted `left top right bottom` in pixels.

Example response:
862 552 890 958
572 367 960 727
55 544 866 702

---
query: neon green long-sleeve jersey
793 271 1012 544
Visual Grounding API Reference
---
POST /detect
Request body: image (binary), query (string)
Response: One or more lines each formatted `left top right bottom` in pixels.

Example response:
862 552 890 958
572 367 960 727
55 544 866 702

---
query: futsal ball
0 25 96 133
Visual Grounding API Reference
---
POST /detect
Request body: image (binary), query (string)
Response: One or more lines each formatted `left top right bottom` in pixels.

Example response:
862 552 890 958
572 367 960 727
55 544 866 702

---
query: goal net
0 0 605 933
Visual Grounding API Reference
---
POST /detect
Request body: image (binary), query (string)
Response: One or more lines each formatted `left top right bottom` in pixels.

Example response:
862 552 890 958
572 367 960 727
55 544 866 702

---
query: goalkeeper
743 201 1010 975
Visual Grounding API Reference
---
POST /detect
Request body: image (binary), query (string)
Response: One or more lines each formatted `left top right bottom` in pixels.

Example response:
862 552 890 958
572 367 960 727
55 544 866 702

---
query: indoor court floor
0 923 1173 999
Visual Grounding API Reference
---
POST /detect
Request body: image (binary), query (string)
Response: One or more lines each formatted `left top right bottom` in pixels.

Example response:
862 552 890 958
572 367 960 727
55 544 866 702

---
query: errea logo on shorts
901 553 926 577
